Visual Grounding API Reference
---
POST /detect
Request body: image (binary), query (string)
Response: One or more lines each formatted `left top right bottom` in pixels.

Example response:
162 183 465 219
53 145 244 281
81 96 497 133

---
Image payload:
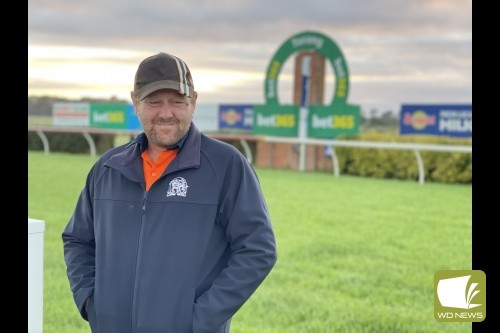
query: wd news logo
434 270 486 322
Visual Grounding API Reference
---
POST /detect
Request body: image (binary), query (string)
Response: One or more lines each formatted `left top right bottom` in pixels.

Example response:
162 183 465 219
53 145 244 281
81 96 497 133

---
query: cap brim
137 80 192 100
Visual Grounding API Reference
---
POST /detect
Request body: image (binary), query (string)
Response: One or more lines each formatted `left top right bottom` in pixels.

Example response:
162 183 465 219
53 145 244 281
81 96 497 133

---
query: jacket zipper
131 190 148 333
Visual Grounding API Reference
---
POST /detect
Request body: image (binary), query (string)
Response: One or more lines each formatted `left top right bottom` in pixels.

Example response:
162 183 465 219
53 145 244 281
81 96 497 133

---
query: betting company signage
253 105 298 136
252 30 360 138
90 103 128 129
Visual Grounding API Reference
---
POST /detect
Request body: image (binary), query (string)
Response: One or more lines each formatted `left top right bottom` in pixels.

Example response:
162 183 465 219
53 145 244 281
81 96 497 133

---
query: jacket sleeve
193 153 277 332
62 163 98 321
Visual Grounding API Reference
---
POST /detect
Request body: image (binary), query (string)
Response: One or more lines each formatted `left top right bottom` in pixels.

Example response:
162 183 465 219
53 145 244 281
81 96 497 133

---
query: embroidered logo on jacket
167 177 189 197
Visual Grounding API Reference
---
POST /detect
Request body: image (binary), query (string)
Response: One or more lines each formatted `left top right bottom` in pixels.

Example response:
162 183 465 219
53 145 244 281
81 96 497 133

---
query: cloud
28 0 471 46
28 0 471 108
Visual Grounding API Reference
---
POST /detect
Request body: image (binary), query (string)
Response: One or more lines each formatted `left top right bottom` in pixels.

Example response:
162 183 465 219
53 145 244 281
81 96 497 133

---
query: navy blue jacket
62 124 277 333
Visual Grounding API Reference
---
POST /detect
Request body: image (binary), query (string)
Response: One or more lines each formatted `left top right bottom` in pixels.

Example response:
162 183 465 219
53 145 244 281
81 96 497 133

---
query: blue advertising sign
400 104 472 138
219 104 253 131
127 104 142 130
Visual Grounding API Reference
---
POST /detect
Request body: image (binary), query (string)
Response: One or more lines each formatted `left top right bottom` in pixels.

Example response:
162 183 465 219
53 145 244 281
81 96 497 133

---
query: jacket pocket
176 288 195 332
87 296 98 333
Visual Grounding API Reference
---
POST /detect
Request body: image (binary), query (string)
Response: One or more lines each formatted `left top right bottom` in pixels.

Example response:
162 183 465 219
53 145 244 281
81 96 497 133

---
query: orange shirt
141 149 178 191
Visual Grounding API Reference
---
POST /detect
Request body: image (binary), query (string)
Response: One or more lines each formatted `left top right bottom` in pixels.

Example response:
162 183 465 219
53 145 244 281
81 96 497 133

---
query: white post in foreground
28 218 45 333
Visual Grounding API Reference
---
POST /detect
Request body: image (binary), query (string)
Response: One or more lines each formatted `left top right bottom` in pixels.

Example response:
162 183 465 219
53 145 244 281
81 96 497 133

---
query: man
62 52 277 333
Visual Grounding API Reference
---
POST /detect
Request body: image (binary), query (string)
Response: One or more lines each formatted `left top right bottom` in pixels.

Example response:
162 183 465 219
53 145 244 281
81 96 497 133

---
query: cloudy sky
28 0 471 114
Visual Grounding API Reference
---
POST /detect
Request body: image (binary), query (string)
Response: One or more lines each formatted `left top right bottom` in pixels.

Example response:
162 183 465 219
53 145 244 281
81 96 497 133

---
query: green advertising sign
90 103 128 129
252 30 360 138
253 105 299 136
308 104 360 138
264 30 350 106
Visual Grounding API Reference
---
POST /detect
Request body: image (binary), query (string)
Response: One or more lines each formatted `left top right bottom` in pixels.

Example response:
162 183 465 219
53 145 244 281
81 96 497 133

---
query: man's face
133 89 196 149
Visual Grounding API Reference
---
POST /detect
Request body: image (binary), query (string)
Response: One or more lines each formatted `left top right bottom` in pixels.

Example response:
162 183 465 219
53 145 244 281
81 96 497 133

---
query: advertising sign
219 104 253 131
308 104 360 138
127 104 142 130
90 103 128 129
253 30 360 138
52 102 90 127
400 105 472 138
252 105 299 136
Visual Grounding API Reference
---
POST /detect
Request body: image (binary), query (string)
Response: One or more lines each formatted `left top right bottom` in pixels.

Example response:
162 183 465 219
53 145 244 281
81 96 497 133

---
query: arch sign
252 31 360 138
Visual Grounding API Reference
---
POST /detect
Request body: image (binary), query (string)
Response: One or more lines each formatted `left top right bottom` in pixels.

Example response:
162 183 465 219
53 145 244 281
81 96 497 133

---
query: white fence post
36 130 50 154
239 139 253 164
330 145 340 178
413 150 425 185
28 218 45 333
82 132 97 158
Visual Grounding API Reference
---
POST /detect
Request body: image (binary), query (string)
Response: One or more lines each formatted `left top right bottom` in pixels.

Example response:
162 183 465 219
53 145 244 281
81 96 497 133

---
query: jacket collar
165 123 201 171
103 123 201 184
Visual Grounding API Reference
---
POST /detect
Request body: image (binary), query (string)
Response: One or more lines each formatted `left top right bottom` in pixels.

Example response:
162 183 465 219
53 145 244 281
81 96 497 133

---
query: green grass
28 115 53 126
28 151 472 333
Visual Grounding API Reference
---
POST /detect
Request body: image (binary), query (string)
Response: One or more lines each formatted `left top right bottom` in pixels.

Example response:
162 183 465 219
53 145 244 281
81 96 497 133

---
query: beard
144 115 192 148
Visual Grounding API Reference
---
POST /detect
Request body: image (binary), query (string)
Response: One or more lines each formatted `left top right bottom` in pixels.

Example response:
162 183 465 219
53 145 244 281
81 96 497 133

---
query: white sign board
52 102 90 127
